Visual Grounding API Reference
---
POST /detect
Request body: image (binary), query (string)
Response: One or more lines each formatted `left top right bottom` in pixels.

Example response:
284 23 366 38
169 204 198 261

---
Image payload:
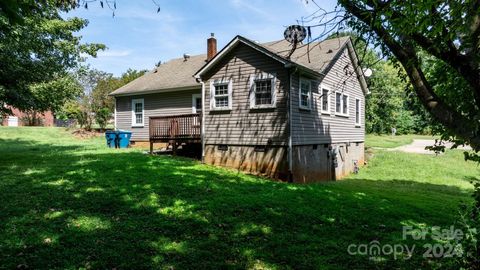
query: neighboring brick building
1 106 54 127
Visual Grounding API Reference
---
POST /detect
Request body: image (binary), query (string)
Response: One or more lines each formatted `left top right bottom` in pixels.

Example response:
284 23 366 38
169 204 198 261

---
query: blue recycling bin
117 130 132 148
105 130 132 148
105 130 117 148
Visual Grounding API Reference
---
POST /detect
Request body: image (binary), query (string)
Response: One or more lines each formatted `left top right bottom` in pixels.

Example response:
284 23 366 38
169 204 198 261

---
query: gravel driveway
390 139 472 154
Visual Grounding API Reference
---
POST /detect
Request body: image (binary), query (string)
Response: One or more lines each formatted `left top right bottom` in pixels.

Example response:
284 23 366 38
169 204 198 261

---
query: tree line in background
0 0 145 130
0 0 104 117
0 1 439 135
56 67 146 130
364 52 434 136
328 32 433 135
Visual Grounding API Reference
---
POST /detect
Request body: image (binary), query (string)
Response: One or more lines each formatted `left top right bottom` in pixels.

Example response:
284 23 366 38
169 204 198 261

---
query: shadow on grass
0 138 471 269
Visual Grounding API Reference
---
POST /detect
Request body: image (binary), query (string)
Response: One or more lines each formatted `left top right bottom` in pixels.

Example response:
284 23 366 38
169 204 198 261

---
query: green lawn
366 134 434 148
0 127 478 269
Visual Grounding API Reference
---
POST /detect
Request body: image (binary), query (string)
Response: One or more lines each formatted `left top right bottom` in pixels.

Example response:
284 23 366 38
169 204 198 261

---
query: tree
301 1 479 150
59 67 146 130
92 68 146 113
307 2 480 267
67 67 110 130
327 32 432 134
21 74 83 125
0 0 105 116
95 107 111 130
365 60 405 133
334 0 480 153
0 0 160 23
0 1 78 25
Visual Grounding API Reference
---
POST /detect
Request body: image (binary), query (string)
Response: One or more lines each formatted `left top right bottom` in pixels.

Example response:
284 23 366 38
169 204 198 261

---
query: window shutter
271 76 277 107
308 81 313 109
249 75 255 108
228 80 233 110
209 81 214 110
298 79 302 108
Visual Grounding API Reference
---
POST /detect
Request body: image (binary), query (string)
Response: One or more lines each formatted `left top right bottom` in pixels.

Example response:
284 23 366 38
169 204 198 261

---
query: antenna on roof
183 53 191 61
284 25 307 44
153 60 162 72
284 25 307 59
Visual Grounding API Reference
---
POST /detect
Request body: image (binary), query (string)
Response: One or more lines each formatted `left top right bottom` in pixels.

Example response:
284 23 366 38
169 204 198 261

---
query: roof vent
183 53 191 61
327 49 333 53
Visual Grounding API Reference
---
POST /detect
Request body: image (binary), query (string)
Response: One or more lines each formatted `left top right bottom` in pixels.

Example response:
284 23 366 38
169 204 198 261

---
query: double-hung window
249 73 276 108
355 98 361 126
131 98 144 127
335 92 349 116
320 85 330 113
299 78 312 110
211 79 232 110
192 94 202 114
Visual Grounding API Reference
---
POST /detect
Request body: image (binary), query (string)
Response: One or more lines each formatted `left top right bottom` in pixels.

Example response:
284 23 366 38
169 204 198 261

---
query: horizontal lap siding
115 89 200 141
203 44 288 146
292 48 365 145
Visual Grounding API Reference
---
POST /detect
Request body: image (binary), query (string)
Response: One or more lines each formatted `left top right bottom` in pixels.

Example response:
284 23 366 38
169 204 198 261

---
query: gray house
110 34 369 183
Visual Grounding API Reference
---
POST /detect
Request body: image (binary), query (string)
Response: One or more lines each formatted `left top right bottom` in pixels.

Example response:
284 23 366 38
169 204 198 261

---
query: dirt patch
71 129 103 139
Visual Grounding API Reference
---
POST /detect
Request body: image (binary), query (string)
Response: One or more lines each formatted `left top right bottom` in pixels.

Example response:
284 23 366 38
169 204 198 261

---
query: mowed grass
366 134 435 148
350 149 478 189
0 127 477 269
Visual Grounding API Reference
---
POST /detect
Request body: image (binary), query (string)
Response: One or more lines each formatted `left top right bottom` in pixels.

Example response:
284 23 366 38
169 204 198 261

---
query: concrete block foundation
292 142 365 183
204 142 364 183
204 145 289 181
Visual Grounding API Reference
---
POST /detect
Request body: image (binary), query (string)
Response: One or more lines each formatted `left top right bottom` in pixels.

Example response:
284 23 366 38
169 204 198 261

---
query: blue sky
64 0 338 76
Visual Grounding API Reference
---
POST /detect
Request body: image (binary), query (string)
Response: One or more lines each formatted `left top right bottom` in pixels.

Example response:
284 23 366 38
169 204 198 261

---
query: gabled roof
264 36 368 95
261 36 351 74
193 35 292 78
194 36 351 78
194 35 368 95
110 54 205 96
111 35 368 96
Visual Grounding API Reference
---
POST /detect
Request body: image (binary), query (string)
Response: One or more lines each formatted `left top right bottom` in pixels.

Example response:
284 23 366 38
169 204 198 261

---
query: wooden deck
149 113 201 154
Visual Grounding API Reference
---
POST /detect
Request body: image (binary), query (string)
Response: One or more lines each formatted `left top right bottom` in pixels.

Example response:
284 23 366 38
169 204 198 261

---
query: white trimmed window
210 79 232 110
335 92 349 116
299 78 312 110
249 73 276 108
192 94 202 114
355 98 361 126
320 85 330 114
131 98 144 127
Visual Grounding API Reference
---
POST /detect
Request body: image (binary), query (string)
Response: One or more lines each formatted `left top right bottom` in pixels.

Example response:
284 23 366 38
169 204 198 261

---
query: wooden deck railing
149 113 201 142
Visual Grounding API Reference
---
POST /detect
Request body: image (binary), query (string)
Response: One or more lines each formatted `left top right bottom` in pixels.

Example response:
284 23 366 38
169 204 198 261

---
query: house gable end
319 38 369 96
203 41 289 146
195 36 289 80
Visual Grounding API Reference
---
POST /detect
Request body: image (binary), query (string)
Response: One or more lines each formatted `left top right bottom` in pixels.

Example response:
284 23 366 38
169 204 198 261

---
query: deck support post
150 141 153 155
172 141 177 156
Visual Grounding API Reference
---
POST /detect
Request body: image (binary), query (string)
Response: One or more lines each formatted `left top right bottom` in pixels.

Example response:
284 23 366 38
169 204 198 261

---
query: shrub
95 107 111 130
458 181 480 269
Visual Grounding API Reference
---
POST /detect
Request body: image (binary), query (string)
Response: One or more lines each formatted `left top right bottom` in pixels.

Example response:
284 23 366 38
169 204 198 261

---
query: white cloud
66 0 338 76
97 49 132 57
113 8 184 23
230 0 276 21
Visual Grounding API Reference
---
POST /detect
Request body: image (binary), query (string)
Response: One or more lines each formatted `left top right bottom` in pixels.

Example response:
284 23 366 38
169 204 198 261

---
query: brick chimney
207 33 217 61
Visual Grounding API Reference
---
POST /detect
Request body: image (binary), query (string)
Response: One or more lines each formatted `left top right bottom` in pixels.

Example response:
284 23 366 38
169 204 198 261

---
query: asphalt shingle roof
110 54 206 96
261 36 350 73
110 36 350 96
